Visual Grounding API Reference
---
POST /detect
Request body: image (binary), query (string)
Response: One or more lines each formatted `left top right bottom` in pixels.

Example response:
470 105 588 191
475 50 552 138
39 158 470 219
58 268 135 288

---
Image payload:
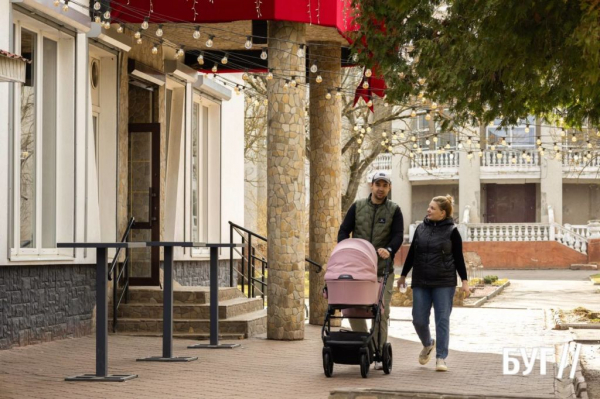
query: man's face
371 180 391 201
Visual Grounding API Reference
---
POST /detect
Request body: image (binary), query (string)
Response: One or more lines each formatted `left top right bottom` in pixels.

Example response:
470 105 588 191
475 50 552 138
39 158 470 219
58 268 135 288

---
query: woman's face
427 201 446 221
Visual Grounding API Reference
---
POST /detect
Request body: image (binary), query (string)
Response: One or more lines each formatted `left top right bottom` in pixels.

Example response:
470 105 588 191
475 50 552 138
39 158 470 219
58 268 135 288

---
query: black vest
411 217 457 288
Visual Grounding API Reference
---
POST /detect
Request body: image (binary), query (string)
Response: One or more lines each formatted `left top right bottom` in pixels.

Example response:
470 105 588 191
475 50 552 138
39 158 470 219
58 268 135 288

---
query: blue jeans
412 286 455 359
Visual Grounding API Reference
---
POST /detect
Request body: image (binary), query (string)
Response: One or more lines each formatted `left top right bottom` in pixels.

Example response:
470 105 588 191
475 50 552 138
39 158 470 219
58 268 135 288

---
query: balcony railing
480 150 540 167
372 153 392 171
410 150 459 169
562 151 600 168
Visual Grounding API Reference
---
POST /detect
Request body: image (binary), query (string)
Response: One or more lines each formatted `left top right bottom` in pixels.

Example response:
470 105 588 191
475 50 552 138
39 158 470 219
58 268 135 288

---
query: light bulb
479 151 484 158
358 149 362 154
254 100 259 106
410 152 415 158
449 152 455 159
587 151 592 159
525 125 530 133
392 134 398 140
93 1 101 10
117 24 124 33
553 143 559 151
399 131 405 139
193 27 201 40
104 21 111 29
417 146 423 154
572 134 577 142
418 91 424 99
536 137 542 145
211 64 218 73
134 30 141 39
221 54 228 65
467 138 472 145
362 81 369 89
104 10 111 20
388 146 393 152
425 139 431 145
587 141 592 148
445 142 451 149
315 75 322 83
458 142 463 150
53 0 60 6
425 113 431 121
431 102 437 109
310 63 318 73
353 126 359 131
384 102 389 107
156 25 163 37
497 152 503 159
245 36 253 49
411 109 417 118
197 53 204 65
361 128 366 134
365 68 372 78
290 77 297 88
206 36 214 48
418 77 426 85
491 145 496 151
511 157 517 164
263 99 269 105
555 152 561 160
152 45 158 55
176 47 184 58
411 135 417 142
297 44 305 58
560 129 566 137
137 37 143 45
62 1 69 12
141 17 149 30
501 138 507 146
357 139 362 144
467 152 473 160
94 14 102 24
522 151 527 159
242 72 249 81
325 91 332 100
366 127 372 133
234 86 240 94
283 80 289 90
382 131 387 137
260 48 268 60
381 140 386 146
266 71 273 80
335 89 342 99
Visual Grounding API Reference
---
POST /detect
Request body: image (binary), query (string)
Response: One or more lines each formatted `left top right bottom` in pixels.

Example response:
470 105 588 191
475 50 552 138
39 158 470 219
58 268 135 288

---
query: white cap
371 170 391 184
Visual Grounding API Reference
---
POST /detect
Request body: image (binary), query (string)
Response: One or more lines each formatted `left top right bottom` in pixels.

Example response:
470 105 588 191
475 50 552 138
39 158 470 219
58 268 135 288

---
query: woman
397 195 469 372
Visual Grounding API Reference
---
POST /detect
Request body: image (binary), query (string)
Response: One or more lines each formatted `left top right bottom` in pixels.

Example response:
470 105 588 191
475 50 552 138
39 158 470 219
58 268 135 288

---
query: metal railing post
247 234 253 299
240 235 246 294
229 224 234 287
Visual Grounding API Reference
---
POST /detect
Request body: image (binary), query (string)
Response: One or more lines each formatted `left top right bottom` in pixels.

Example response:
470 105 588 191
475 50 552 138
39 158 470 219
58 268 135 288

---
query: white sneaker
436 358 448 372
419 339 435 365
374 361 383 370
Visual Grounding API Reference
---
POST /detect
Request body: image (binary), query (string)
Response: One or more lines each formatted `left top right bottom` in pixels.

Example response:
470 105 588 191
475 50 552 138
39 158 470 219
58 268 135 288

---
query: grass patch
492 278 509 286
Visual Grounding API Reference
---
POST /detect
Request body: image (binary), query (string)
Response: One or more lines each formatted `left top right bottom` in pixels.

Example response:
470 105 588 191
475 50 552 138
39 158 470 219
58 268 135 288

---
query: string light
151 44 158 55
266 69 273 80
587 140 592 149
94 14 101 24
310 62 318 73
418 77 426 85
467 151 473 160
136 37 142 45
197 52 204 65
501 138 507 146
245 36 253 49
553 143 559 151
103 9 111 20
366 126 372 133
176 47 184 58
367 100 373 107
431 102 437 109
212 63 218 73
134 29 142 39
425 113 431 121
221 53 228 65
364 68 372 78
193 26 201 40
315 75 322 83
155 24 163 37
362 81 369 89
290 76 297 88
263 99 268 105
117 24 124 33
297 44 305 58
335 88 342 99
53 0 60 6
260 48 268 60
536 137 542 146
525 124 530 133
283 80 289 90
93 1 101 10
458 141 463 150
325 90 332 100
411 109 417 118
62 0 69 12
571 133 577 142
141 17 149 30
242 72 249 81
206 35 214 48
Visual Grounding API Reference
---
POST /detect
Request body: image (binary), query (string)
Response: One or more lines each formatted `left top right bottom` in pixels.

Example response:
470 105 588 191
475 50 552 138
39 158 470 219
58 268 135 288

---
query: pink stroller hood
325 238 378 282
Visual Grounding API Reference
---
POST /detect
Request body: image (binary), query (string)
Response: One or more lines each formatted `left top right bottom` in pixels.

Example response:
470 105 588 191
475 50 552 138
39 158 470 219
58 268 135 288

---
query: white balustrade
410 150 459 169
372 153 392 171
562 151 600 168
553 223 588 254
480 150 540 167
564 224 590 238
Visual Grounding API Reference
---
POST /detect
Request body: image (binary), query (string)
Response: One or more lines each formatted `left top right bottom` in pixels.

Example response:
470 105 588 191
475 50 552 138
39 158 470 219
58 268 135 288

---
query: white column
540 124 562 224
459 138 481 223
391 150 412 233
75 32 89 259
0 0 11 263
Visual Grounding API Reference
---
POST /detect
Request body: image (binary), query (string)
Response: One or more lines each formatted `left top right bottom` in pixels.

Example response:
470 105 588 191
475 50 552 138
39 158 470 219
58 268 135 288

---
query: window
412 113 456 150
12 16 75 258
486 117 536 148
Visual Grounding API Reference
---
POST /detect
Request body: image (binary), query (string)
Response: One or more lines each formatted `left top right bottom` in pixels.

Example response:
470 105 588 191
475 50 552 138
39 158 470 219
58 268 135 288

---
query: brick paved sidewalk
0 308 570 399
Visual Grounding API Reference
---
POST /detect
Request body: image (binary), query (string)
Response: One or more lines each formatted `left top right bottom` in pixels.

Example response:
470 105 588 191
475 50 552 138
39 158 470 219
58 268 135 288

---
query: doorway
485 184 536 223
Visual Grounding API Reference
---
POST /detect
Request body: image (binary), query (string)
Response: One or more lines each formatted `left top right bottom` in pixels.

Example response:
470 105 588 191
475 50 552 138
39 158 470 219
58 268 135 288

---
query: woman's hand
397 275 406 290
461 280 470 298
377 248 390 259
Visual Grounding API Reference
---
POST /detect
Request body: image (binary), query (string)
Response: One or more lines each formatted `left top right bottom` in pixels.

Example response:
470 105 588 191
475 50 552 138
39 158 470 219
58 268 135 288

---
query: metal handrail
111 217 135 333
305 257 323 273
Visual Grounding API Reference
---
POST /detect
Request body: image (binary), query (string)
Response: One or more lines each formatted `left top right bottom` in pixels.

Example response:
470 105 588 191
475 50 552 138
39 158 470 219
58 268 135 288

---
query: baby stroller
321 238 393 378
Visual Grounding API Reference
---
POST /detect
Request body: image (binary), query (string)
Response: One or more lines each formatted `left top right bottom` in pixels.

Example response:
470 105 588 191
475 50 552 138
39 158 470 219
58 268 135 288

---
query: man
337 170 404 369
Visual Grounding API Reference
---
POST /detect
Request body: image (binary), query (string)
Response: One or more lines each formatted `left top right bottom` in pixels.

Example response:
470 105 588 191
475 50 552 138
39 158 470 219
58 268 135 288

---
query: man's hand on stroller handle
377 248 390 259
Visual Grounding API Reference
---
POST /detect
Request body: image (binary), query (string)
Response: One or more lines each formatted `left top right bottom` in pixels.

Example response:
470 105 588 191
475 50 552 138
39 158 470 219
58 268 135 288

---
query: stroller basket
324 331 371 365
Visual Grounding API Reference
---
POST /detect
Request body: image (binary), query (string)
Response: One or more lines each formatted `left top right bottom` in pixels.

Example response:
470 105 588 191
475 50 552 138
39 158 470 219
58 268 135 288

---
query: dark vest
353 195 398 275
411 217 457 288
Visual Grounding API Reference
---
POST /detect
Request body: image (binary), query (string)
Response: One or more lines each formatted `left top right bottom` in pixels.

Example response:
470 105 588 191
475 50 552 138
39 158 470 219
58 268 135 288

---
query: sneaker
419 339 435 365
436 358 448 372
374 361 383 370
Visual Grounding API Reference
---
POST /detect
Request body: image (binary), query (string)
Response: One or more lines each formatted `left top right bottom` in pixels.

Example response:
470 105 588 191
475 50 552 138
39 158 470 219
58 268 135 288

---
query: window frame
10 15 75 261
486 117 537 149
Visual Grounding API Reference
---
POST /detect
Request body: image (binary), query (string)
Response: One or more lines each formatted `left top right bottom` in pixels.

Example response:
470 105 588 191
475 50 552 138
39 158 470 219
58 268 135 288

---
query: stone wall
171 260 239 287
0 265 95 350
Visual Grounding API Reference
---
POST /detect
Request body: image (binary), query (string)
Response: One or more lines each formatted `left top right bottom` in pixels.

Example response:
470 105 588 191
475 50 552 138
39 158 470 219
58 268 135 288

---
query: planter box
0 50 28 83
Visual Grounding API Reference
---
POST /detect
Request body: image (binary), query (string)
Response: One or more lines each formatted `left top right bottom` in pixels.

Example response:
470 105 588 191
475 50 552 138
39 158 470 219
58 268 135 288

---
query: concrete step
570 264 598 270
110 309 267 338
123 286 244 305
111 331 246 341
112 297 264 320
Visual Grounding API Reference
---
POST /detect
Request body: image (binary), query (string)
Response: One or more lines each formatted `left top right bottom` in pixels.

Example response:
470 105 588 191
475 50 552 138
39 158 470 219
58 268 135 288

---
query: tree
351 0 600 129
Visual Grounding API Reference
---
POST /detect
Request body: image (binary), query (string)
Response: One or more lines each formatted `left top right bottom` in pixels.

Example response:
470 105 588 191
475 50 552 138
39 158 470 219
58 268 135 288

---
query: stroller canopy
325 238 378 283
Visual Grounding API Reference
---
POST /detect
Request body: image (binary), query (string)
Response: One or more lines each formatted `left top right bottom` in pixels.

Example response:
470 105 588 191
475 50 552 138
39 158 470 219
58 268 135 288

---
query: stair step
110 310 267 337
113 297 264 320
570 264 598 270
124 286 244 305
111 331 246 341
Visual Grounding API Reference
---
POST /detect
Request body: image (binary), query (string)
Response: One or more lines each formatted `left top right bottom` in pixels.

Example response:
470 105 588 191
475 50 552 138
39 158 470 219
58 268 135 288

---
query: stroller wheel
359 352 370 378
322 348 333 377
382 343 393 374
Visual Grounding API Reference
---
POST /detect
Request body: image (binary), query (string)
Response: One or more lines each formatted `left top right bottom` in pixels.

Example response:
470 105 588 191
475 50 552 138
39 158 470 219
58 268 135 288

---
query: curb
463 280 511 308
551 309 600 330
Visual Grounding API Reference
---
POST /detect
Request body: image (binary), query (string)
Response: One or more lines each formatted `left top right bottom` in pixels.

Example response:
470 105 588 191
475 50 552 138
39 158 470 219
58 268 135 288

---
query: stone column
540 125 563 224
266 21 307 340
459 130 481 223
308 42 341 325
